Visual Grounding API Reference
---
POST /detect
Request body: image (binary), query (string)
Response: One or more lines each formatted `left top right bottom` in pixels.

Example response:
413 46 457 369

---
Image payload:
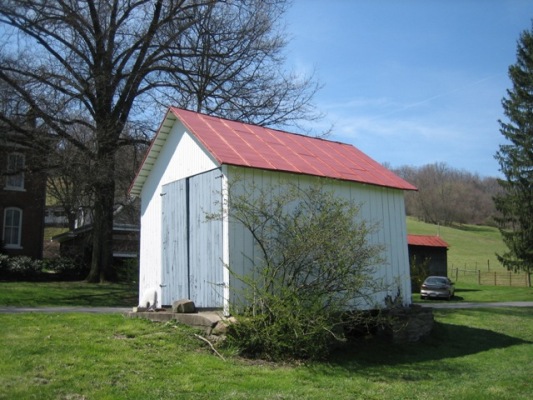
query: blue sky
284 0 533 177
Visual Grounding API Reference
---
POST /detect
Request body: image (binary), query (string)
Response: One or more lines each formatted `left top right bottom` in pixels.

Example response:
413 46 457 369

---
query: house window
3 207 23 248
5 152 25 190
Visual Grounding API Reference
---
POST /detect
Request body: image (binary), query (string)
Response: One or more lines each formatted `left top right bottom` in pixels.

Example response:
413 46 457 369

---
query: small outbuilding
407 234 449 277
52 223 140 263
129 107 417 313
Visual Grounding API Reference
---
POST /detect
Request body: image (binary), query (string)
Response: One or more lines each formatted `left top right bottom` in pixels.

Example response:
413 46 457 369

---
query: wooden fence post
478 270 481 285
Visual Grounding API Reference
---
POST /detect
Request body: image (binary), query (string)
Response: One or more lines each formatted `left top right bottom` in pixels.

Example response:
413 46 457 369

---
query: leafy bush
42 257 87 280
226 288 346 360
219 179 388 361
2 256 43 279
409 255 430 293
0 256 91 281
115 258 139 284
0 254 10 275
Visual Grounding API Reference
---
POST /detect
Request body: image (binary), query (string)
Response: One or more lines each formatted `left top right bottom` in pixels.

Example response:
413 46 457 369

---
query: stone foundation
128 302 434 344
127 300 226 334
382 305 434 343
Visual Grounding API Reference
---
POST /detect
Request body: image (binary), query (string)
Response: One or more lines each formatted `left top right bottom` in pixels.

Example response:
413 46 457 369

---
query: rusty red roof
130 107 417 196
407 234 449 248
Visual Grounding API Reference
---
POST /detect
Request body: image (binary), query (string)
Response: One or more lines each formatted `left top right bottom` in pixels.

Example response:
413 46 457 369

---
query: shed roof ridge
169 106 351 146
407 234 449 248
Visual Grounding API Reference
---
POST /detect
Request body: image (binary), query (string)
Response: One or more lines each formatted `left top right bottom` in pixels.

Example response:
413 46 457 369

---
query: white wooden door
161 179 188 306
188 169 224 308
160 169 224 308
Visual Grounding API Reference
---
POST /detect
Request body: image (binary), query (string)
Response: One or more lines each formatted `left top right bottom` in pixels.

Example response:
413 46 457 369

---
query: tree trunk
85 187 114 282
85 149 116 283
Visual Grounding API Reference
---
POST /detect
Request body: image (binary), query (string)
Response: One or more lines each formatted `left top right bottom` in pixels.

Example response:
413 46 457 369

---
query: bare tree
394 163 500 226
45 124 94 230
46 123 147 231
0 0 320 282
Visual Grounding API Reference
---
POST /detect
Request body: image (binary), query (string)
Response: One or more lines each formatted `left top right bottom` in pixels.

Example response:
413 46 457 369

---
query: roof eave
128 109 178 197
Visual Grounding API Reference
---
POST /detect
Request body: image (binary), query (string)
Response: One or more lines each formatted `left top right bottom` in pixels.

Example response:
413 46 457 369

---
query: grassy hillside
406 217 508 273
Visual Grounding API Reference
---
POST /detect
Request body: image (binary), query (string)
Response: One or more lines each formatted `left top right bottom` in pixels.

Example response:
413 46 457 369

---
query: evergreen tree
494 24 533 287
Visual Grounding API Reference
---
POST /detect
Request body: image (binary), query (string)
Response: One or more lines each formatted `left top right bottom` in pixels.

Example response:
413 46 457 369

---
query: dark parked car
420 276 455 300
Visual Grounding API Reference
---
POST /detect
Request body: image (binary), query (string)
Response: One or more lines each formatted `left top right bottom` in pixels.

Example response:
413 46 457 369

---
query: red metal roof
407 234 449 248
171 108 416 190
129 108 417 196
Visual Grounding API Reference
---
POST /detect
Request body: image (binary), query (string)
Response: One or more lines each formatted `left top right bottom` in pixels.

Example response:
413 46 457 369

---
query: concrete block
172 299 196 314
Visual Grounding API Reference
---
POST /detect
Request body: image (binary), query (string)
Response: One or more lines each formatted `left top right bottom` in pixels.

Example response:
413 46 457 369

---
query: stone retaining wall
383 305 434 343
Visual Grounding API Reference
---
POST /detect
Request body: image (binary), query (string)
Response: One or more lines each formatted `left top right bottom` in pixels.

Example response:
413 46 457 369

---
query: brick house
0 135 47 259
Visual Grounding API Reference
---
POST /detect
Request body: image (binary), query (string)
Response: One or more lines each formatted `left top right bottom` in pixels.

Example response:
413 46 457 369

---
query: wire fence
449 267 530 287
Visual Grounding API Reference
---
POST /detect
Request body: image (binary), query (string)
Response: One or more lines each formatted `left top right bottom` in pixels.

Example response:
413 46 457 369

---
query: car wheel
420 295 426 300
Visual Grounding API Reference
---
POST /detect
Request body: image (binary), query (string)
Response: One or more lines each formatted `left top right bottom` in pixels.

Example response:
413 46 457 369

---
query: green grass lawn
413 283 533 303
0 308 531 399
44 227 69 241
0 220 530 398
1 280 530 308
0 281 138 307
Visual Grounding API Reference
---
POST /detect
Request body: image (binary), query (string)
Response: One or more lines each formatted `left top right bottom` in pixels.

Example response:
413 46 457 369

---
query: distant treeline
392 162 501 227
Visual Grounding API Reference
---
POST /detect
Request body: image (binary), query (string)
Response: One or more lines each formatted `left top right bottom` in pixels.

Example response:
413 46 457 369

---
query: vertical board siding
161 179 188 306
226 167 411 308
188 169 224 308
138 196 162 304
221 166 231 315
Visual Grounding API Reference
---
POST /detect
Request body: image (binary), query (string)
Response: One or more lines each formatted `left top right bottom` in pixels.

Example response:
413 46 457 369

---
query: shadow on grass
55 283 139 307
325 320 531 379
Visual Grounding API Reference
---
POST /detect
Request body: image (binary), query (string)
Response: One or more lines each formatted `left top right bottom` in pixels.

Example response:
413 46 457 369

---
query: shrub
410 255 430 293
218 179 388 361
4 256 43 279
115 258 139 284
0 254 10 275
226 288 345 360
42 257 86 280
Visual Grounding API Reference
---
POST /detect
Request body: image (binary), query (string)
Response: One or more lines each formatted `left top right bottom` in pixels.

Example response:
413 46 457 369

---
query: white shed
129 107 417 313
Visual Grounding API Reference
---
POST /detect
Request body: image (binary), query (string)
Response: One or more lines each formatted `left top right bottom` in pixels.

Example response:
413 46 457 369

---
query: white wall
138 120 219 306
226 167 411 309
